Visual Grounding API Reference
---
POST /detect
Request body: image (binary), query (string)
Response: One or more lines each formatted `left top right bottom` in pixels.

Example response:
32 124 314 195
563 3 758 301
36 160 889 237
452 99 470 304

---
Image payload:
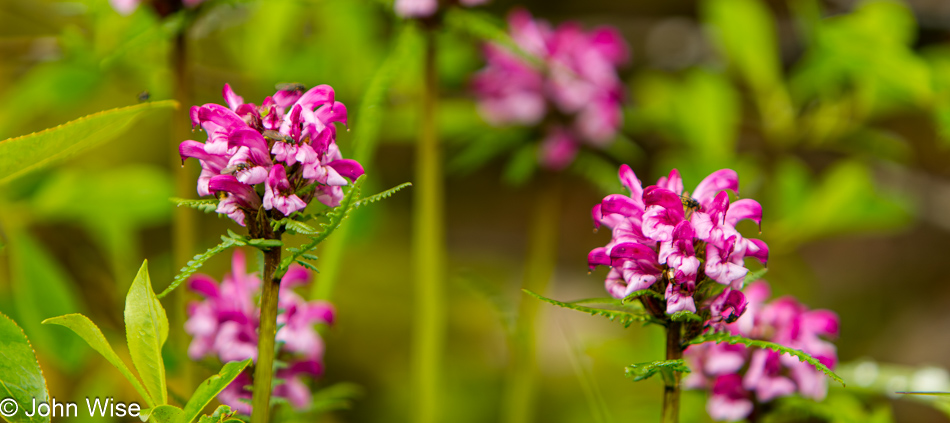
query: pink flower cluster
180 84 363 226
185 250 335 414
394 0 488 18
472 9 628 170
684 281 840 421
588 166 768 319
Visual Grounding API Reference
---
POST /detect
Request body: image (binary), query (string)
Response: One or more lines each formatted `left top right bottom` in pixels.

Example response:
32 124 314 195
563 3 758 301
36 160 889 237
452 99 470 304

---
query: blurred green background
2 0 950 421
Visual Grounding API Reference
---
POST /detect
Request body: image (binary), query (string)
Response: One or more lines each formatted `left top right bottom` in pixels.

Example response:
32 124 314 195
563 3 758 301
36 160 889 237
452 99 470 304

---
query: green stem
411 29 445 423
250 222 282 423
170 31 195 392
661 321 682 423
503 176 561 423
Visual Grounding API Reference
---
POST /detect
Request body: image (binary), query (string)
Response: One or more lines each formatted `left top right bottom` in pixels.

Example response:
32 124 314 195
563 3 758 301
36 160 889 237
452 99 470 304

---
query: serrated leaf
621 290 666 304
177 359 252 423
196 405 237 423
158 238 239 299
523 289 661 328
670 310 704 324
125 261 168 406
276 219 320 235
42 314 154 407
278 176 364 277
0 100 178 185
170 198 218 214
0 312 49 423
625 359 691 382
351 182 412 210
687 332 845 386
295 260 319 273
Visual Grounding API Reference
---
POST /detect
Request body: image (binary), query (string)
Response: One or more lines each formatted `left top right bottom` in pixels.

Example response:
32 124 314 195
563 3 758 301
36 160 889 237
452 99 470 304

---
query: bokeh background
2 0 950 421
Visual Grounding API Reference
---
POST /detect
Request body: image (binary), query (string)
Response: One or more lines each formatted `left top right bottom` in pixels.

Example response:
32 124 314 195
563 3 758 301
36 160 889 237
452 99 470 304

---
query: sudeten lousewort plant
174 82 406 423
528 165 843 423
472 8 627 170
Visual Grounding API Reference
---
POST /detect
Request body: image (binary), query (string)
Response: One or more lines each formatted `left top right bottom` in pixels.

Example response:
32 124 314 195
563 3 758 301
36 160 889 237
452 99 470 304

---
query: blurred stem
170 31 195 391
662 321 682 423
250 236 282 423
503 176 562 423
411 29 445 423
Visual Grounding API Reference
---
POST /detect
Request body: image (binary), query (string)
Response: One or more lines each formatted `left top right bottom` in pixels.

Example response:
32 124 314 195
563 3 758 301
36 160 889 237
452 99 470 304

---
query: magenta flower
184 250 335 414
472 9 628 169
180 83 364 226
394 0 489 18
589 165 767 318
683 281 840 421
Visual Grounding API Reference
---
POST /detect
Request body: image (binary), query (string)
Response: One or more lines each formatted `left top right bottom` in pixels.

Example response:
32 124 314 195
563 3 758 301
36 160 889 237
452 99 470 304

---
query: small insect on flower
222 163 252 176
680 193 700 211
137 90 150 102
262 130 293 143
275 83 306 93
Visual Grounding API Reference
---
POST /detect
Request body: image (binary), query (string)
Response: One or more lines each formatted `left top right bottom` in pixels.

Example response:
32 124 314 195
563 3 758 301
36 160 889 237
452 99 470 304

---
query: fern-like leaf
352 182 412 210
687 332 845 386
158 236 243 298
670 310 704 324
621 289 665 304
277 177 364 277
295 260 319 273
274 219 321 235
524 289 662 328
171 197 218 213
625 359 691 383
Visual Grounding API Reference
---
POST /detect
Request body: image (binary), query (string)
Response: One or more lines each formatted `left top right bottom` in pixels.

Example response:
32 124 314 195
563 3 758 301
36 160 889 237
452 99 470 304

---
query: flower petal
692 169 739 206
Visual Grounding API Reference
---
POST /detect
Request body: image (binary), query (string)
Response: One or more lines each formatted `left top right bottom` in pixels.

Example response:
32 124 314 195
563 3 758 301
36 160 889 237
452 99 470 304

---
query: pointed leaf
0 312 49 423
625 359 690 382
176 359 252 423
687 331 845 386
42 314 153 406
158 238 240 298
125 261 168 405
523 289 662 328
143 405 183 423
170 198 218 214
0 100 178 185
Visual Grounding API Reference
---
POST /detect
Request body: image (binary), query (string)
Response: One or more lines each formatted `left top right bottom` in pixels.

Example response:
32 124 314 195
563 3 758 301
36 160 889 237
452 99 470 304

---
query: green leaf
196 405 238 423
142 405 183 423
687 332 845 386
42 314 153 407
0 312 49 423
744 267 768 285
523 289 661 328
177 359 252 423
621 290 665 304
8 230 86 371
124 261 168 406
0 100 178 185
352 182 412 210
295 260 320 273
158 237 240 299
625 359 690 382
278 176 365 277
170 198 218 214
670 311 704 324
275 219 320 236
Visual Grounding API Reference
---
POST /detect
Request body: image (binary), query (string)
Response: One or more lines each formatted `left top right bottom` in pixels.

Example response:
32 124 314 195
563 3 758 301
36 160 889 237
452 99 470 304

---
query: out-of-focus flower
180 83 363 226
588 165 767 318
109 0 206 16
683 281 840 421
472 9 628 169
394 0 489 18
185 250 335 414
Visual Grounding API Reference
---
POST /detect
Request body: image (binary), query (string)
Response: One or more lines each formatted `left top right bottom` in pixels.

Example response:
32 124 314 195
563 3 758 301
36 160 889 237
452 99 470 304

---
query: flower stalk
662 321 682 423
411 28 445 423
250 217 282 423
